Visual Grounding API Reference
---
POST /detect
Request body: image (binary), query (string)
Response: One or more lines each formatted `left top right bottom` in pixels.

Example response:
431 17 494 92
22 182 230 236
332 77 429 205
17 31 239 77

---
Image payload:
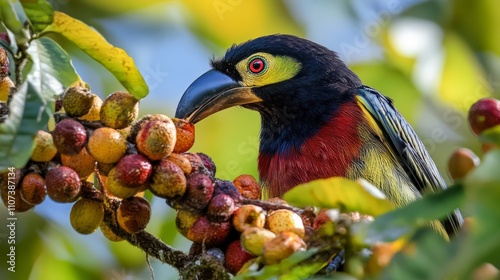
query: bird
175 34 463 236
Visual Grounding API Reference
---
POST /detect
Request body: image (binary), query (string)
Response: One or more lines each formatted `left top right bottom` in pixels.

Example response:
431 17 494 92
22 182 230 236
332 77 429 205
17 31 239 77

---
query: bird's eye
248 57 267 74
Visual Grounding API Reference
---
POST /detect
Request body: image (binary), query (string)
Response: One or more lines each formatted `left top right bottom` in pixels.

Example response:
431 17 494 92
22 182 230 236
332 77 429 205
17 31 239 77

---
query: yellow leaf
182 0 304 49
283 177 394 217
42 11 149 99
438 33 491 112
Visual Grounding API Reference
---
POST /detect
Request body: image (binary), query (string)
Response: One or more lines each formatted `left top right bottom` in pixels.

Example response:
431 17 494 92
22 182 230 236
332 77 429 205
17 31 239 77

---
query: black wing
356 86 463 235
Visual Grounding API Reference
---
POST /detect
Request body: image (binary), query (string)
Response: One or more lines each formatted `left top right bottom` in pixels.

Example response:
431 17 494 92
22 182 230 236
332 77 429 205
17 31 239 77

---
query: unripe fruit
0 76 15 102
117 196 151 234
448 148 480 181
183 173 214 210
136 119 176 160
225 240 254 275
100 221 124 242
233 174 261 199
150 159 186 199
52 119 87 155
186 216 231 246
45 166 81 202
106 168 140 199
100 91 139 129
115 154 153 188
262 231 307 265
79 94 103 122
87 127 127 164
267 209 305 238
207 194 235 222
97 162 115 176
166 153 192 174
62 86 96 117
61 147 95 179
241 227 276 256
70 198 104 234
468 98 500 135
30 130 58 162
19 173 46 205
232 205 266 232
172 118 195 153
176 210 201 237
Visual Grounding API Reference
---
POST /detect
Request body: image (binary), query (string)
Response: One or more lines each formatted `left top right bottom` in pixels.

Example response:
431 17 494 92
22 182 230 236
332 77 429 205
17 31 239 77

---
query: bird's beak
175 69 262 123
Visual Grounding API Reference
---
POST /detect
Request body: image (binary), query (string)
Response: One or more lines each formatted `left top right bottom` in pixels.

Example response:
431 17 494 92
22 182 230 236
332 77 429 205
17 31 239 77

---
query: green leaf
21 0 54 32
283 177 394 217
478 125 500 146
363 185 465 244
234 249 320 280
0 0 30 43
0 37 79 171
42 11 149 99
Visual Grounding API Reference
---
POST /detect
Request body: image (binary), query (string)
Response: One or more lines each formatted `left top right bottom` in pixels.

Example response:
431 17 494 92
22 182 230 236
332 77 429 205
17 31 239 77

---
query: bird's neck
258 100 365 197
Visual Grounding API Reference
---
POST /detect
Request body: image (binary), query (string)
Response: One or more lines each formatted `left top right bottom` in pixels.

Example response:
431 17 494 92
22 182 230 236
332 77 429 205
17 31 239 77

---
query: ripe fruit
267 209 305 238
225 240 254 275
150 158 186 199
117 196 151 234
0 47 9 79
115 154 153 188
448 148 480 181
106 168 140 199
233 174 261 199
100 91 139 129
468 98 500 135
172 118 195 153
19 173 46 205
197 152 216 176
232 205 266 232
61 147 95 179
62 86 97 117
87 127 127 164
30 130 58 162
207 194 235 222
213 180 242 203
182 153 204 173
186 216 231 246
52 119 87 155
45 166 81 202
183 173 214 211
262 231 307 265
70 198 104 234
240 227 276 256
136 119 176 161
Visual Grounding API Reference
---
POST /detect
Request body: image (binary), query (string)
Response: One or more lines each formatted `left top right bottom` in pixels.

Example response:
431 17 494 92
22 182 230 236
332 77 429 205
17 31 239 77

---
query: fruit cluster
0 81 336 275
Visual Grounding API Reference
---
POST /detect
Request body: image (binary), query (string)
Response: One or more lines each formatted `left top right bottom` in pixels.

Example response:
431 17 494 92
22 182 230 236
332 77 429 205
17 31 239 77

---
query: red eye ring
248 57 266 74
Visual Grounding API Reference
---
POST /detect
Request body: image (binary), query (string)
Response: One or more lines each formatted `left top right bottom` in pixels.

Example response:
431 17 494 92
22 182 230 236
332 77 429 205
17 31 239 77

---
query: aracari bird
175 34 463 236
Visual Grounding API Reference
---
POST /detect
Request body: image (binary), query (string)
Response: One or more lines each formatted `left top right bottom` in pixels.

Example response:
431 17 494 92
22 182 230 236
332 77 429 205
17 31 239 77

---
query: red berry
115 154 153 188
52 119 87 155
225 240 253 275
468 98 500 135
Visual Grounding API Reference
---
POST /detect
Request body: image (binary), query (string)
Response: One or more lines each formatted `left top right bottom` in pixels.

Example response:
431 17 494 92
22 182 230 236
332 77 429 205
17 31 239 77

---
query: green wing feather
356 86 463 235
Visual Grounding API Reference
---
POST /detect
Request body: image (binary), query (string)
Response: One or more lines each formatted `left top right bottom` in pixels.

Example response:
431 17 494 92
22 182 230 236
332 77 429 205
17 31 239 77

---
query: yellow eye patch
235 52 302 87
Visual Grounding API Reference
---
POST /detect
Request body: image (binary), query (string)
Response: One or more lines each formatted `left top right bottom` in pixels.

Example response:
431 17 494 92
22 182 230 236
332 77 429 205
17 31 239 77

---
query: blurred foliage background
1 0 499 279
